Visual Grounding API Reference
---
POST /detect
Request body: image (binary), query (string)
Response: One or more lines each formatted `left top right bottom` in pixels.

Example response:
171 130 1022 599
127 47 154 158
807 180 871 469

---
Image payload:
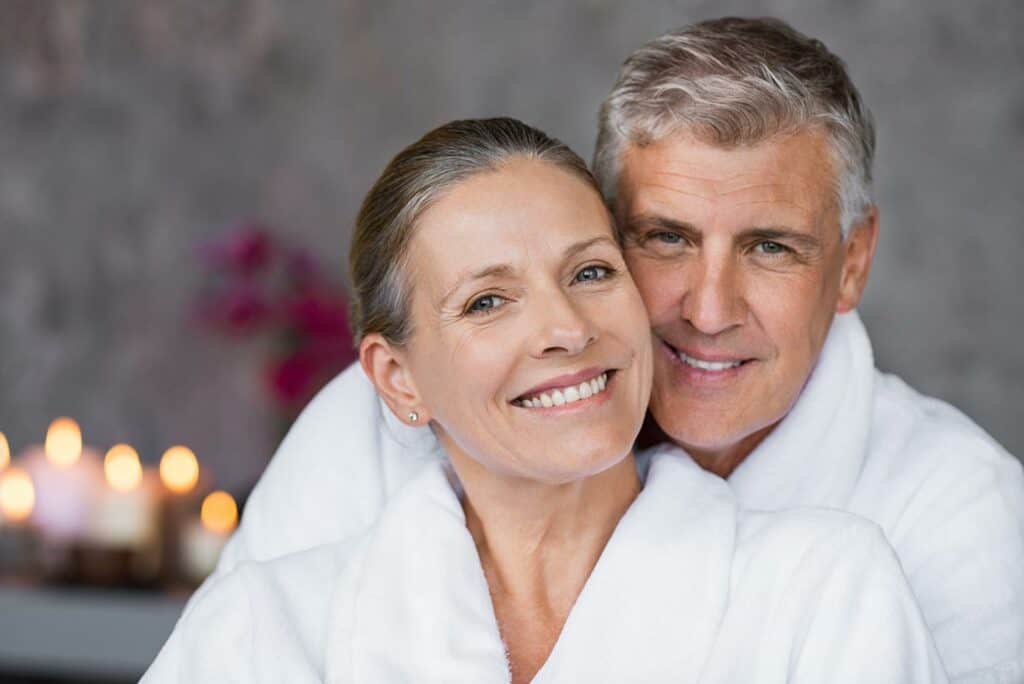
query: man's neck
682 422 777 479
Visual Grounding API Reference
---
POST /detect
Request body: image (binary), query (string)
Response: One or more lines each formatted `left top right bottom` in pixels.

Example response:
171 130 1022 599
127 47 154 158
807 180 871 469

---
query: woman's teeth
519 373 608 409
676 351 743 371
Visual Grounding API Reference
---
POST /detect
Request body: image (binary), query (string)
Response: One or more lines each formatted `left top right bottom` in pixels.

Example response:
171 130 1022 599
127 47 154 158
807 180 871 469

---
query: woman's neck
448 452 640 683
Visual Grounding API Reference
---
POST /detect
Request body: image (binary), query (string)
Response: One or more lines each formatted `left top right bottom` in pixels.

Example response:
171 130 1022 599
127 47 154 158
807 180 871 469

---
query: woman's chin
524 439 636 485
440 415 643 486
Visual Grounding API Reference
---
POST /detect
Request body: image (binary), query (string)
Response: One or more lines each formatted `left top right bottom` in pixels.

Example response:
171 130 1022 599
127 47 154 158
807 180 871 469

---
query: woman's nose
532 292 597 357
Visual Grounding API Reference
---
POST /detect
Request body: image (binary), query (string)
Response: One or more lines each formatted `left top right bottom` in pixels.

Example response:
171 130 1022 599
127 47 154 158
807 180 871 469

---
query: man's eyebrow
624 214 699 234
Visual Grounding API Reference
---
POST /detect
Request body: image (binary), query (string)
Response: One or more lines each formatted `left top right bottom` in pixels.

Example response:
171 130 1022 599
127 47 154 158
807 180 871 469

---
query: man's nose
531 291 597 357
679 256 747 336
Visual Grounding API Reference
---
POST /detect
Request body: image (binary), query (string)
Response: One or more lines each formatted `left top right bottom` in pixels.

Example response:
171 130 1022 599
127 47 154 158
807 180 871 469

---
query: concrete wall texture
1 0 1021 489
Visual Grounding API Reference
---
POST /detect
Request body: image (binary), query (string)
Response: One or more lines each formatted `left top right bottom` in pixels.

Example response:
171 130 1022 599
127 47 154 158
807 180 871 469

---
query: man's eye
574 265 613 283
653 231 683 244
755 240 789 255
466 294 507 315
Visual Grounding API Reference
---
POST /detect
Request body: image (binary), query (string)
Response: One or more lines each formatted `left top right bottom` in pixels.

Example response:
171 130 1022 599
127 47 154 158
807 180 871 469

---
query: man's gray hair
594 17 875 238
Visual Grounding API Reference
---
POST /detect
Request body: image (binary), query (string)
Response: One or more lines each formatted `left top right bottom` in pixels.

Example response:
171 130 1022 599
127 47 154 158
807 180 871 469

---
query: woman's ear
359 333 429 426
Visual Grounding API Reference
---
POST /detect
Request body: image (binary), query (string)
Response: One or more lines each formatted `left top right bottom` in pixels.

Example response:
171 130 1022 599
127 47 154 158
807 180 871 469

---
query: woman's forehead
408 161 613 281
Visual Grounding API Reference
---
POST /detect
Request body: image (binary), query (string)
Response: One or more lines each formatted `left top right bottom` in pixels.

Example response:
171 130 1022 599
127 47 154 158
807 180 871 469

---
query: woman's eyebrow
439 264 516 308
562 235 618 260
437 236 617 309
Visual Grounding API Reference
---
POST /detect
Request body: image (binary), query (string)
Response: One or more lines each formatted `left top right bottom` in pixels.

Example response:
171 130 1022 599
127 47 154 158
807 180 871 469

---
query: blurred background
0 1 1021 681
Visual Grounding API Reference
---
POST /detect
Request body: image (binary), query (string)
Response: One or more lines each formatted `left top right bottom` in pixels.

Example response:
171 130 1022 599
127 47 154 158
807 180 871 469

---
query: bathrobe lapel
324 463 509 683
532 448 736 683
324 450 737 683
728 311 875 511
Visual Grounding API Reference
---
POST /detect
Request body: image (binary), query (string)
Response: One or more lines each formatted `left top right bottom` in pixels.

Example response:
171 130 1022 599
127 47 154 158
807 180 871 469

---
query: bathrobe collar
325 447 737 683
727 311 875 511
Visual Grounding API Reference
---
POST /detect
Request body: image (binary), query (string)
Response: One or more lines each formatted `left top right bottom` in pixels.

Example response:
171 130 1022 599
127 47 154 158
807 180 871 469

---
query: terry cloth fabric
206 311 1024 682
143 447 947 683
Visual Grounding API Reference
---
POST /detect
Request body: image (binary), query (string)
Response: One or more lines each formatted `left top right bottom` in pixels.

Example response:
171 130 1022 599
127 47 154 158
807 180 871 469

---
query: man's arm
862 374 1024 682
791 523 949 683
213 362 441 575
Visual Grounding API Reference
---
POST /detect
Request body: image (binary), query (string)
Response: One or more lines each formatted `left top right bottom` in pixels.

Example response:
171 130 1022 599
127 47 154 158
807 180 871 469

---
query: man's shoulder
861 370 1024 681
736 506 889 570
867 369 1021 489
858 369 1024 567
195 538 361 615
216 363 443 571
155 538 366 682
729 506 916 636
234 536 366 602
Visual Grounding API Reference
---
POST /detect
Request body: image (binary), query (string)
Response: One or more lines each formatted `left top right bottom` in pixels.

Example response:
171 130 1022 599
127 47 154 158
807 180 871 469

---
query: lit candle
0 467 35 524
0 466 37 575
0 431 10 471
159 446 200 496
85 444 159 548
19 418 103 542
181 490 238 581
157 445 204 583
105 443 143 492
46 417 81 467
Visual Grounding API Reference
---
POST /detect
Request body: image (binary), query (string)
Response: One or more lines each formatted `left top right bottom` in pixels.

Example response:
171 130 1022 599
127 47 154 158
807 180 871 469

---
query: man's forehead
618 129 835 209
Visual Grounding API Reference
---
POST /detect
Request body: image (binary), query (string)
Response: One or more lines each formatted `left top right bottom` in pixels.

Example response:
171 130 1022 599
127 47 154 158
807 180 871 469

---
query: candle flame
201 491 238 534
45 417 82 468
0 431 9 470
160 446 199 495
0 467 35 523
104 444 143 492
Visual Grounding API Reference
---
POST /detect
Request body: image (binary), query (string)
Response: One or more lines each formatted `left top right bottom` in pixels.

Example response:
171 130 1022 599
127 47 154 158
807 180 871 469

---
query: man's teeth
676 351 743 372
520 373 608 409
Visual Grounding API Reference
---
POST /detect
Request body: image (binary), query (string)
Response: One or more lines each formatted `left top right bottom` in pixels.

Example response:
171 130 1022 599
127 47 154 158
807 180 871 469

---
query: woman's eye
574 265 612 283
466 294 506 315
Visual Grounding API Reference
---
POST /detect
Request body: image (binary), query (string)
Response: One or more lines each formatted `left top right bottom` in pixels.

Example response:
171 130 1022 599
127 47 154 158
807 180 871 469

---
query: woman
144 118 946 683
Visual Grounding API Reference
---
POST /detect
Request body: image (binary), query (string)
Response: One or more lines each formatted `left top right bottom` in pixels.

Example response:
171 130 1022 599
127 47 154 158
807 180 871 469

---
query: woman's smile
511 368 616 411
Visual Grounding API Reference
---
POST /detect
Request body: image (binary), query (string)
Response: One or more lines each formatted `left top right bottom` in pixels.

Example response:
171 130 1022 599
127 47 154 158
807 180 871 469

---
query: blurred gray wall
1 0 1021 489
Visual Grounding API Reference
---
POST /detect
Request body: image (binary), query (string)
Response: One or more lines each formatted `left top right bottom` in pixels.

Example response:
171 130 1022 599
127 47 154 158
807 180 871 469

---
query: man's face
616 129 875 473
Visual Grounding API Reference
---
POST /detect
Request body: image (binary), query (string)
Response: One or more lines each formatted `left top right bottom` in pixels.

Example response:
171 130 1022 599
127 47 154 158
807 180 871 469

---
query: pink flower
198 222 275 276
193 221 358 412
265 338 356 409
265 350 320 407
305 336 357 370
285 248 321 287
195 283 271 335
282 288 353 340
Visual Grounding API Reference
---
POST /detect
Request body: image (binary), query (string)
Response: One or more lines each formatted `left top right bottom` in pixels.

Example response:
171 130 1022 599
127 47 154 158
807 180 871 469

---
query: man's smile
659 338 758 388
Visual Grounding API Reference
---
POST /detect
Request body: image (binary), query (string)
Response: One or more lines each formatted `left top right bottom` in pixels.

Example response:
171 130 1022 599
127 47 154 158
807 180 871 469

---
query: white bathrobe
144 447 947 683
204 311 1024 682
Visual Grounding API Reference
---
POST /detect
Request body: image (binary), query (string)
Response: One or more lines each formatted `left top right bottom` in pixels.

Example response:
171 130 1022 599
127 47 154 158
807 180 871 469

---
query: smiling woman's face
400 157 652 484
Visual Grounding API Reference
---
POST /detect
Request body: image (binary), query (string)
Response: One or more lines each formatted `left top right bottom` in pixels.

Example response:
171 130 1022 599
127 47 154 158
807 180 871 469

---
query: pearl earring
408 411 419 423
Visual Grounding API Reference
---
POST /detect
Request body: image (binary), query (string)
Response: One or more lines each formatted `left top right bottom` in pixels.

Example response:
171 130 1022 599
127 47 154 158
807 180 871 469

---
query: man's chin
649 404 781 477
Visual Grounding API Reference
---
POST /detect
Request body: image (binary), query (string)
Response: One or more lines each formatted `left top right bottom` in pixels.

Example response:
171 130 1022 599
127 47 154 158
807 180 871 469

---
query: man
204 17 1023 682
